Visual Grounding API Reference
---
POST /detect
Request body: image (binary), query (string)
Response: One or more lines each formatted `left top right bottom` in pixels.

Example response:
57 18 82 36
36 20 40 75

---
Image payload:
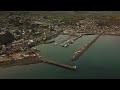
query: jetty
71 32 104 61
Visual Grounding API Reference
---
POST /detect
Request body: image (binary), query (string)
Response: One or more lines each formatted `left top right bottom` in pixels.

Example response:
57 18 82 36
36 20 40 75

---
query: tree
0 31 15 45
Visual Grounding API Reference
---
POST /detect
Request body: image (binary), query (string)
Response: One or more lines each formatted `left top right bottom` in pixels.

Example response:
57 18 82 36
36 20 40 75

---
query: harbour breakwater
41 59 76 71
71 32 104 61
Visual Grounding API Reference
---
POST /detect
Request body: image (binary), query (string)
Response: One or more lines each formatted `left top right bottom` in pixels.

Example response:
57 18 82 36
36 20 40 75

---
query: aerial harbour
0 11 120 79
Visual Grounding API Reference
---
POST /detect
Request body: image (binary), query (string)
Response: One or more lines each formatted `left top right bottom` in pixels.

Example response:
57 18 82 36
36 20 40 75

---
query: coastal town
0 11 120 70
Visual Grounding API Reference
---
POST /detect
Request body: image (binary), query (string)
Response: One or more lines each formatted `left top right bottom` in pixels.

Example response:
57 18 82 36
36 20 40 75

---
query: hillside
0 11 120 17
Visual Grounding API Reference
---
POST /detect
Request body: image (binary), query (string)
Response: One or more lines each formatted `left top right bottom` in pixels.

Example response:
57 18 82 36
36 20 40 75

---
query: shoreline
0 56 43 68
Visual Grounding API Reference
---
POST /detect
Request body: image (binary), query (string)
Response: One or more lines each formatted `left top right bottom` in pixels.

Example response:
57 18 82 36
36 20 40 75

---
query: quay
60 35 83 47
71 32 104 61
55 34 83 47
62 33 82 37
54 36 71 45
84 33 95 35
45 40 55 44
